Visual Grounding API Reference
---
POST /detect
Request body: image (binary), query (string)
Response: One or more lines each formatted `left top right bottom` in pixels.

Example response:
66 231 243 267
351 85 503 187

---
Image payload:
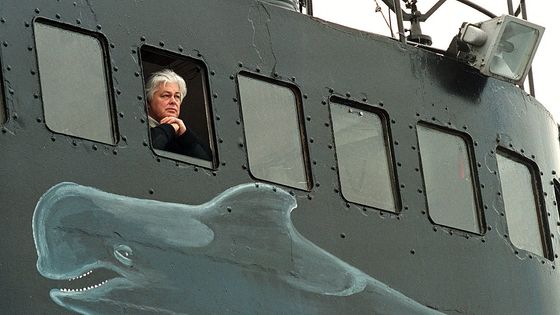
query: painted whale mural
32 182 440 314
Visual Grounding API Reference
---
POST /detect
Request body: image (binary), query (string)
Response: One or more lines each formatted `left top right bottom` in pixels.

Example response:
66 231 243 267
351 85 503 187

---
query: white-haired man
146 69 211 160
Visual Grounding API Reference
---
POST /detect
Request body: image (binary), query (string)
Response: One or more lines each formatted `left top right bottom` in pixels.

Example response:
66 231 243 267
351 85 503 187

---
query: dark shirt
150 123 212 161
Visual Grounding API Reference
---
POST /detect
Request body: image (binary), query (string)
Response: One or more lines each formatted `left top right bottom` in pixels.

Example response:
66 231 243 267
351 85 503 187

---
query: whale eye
113 244 134 267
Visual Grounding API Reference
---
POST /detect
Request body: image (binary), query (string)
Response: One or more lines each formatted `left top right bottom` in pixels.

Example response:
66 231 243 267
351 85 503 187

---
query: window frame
33 18 118 145
496 147 553 260
0 46 7 125
236 71 312 191
328 96 401 213
416 122 485 234
139 45 218 169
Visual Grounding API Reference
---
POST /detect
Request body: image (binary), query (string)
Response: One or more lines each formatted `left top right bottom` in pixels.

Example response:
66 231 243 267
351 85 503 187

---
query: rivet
6 65 11 71
118 112 124 118
56 13 61 19
35 8 40 13
92 144 98 151
121 135 127 141
238 62 243 67
178 45 184 52
2 41 8 47
232 97 238 102
321 100 327 105
306 116 311 121
1 18 6 23
229 75 235 80
328 88 334 94
379 101 384 107
216 115 221 121
256 68 261 73
362 97 367 102
149 189 154 195
134 72 140 77
345 92 351 98
36 118 42 123
113 66 118 72
340 233 346 239
291 77 296 82
137 95 143 100
33 93 39 99
274 72 279 77
210 70 215 76
309 138 314 143
30 69 36 75
142 140 148 147
76 19 81 25
218 138 223 143
140 36 146 41
96 24 102 30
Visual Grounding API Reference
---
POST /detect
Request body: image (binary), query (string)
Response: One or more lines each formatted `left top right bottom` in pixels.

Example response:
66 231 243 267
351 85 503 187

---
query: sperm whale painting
32 182 440 314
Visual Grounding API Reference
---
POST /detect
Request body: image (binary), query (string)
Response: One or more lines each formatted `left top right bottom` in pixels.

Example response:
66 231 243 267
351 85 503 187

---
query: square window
140 46 217 169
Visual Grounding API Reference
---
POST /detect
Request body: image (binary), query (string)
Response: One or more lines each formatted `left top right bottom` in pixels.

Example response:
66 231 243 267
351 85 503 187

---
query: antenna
379 0 499 46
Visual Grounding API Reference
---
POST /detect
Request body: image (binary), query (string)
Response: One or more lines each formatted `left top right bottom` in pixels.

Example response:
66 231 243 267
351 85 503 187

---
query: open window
496 149 551 259
329 98 399 212
237 73 311 191
140 46 216 169
34 20 117 144
417 124 483 234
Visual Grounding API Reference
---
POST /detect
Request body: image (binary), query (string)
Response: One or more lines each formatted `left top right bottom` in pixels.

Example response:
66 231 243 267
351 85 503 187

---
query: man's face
148 82 182 122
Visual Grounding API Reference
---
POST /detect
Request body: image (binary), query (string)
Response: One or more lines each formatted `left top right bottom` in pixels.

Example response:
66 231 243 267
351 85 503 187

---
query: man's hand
160 116 187 136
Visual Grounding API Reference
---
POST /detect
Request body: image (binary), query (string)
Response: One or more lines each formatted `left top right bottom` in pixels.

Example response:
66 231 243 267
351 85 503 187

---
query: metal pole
507 0 514 15
393 0 406 44
519 0 536 96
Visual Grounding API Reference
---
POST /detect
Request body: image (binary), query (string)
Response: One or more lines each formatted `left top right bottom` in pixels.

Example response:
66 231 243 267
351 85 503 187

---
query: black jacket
150 124 211 161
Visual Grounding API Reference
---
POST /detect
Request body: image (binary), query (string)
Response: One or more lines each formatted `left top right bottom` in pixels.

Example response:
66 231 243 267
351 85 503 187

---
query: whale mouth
52 268 122 295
